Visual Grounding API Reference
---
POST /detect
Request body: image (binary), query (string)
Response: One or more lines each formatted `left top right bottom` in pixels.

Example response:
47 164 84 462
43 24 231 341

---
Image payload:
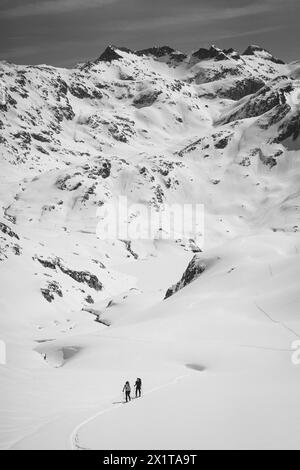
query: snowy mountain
1 44 300 450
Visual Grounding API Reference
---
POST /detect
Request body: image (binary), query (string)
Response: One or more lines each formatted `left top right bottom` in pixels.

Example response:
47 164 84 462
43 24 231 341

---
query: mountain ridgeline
0 42 299 326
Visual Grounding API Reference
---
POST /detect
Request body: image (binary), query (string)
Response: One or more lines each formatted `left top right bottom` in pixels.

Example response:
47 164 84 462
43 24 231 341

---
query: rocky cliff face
165 255 207 299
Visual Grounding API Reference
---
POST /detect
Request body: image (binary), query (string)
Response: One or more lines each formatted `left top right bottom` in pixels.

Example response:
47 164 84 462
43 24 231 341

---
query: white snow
0 45 300 450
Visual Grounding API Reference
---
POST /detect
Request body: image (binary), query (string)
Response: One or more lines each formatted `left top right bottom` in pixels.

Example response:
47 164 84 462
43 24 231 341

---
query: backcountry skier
123 381 131 403
135 378 142 398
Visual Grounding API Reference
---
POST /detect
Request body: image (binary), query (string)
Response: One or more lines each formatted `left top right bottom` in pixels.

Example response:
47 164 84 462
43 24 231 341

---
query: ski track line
69 373 190 451
255 302 300 339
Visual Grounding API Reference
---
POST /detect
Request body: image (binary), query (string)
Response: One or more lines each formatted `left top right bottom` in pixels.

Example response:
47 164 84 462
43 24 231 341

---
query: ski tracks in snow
255 302 300 339
69 373 190 450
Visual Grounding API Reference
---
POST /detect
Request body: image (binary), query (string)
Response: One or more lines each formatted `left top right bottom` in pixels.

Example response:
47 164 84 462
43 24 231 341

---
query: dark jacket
123 383 131 393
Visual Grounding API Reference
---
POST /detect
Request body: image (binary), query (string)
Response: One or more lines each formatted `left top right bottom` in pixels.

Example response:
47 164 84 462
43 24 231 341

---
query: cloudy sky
0 0 299 66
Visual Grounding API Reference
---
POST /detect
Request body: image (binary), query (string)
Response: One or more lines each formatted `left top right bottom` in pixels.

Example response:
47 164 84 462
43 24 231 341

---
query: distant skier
135 378 142 398
123 381 131 403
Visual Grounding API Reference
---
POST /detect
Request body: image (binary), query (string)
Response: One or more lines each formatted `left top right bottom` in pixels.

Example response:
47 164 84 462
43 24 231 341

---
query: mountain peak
192 45 229 62
242 45 285 64
136 45 175 56
242 44 270 55
96 45 134 63
135 45 187 61
96 45 124 63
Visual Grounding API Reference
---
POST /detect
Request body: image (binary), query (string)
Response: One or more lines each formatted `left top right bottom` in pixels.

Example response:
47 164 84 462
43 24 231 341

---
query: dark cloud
0 0 298 66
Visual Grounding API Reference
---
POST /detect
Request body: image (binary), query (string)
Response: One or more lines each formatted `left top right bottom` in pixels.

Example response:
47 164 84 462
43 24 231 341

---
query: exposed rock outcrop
36 257 103 291
165 255 207 299
275 110 300 143
218 77 294 125
41 281 63 303
135 46 187 62
192 45 229 62
136 46 177 58
242 45 285 65
97 46 123 63
216 77 265 101
0 222 19 240
133 90 162 108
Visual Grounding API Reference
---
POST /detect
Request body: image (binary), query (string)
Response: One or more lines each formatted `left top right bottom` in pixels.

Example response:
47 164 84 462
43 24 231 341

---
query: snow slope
0 44 300 450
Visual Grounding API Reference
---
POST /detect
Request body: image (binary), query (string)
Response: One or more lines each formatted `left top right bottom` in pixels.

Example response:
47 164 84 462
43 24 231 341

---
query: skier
123 381 131 403
135 378 142 398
